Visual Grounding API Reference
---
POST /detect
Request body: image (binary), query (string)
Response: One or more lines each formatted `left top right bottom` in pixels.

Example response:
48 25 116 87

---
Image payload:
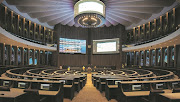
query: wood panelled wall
54 24 125 69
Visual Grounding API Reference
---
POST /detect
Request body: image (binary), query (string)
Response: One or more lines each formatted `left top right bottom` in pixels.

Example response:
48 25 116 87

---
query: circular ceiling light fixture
74 0 106 28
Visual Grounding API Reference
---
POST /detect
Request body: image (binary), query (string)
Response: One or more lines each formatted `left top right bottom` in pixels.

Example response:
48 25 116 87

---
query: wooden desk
123 91 150 97
157 93 180 102
105 85 119 100
39 90 59 96
11 88 59 96
0 91 26 102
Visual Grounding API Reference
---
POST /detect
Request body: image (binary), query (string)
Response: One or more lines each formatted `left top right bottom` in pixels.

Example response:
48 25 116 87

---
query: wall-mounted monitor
18 82 26 88
61 80 66 84
59 38 86 54
172 82 179 88
93 38 119 54
156 83 164 89
43 79 49 81
3 81 10 86
132 85 141 91
33 78 37 80
115 81 121 85
40 84 50 90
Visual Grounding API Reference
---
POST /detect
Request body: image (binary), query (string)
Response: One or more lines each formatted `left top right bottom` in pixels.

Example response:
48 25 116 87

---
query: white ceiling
2 0 179 29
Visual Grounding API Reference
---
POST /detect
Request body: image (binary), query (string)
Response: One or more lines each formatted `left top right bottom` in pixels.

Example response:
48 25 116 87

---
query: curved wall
54 24 125 69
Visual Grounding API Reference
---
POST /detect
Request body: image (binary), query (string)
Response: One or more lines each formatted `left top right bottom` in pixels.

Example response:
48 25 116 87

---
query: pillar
134 51 136 66
149 49 152 66
22 18 25 37
160 48 164 67
174 45 177 67
155 49 158 66
27 49 30 65
15 46 18 66
2 43 5 65
143 50 146 66
38 50 40 65
21 47 24 65
43 51 45 65
32 49 35 65
139 51 141 66
167 46 170 67
9 45 12 65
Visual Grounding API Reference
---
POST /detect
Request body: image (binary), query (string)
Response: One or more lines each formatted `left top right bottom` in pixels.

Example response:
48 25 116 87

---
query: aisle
64 74 117 102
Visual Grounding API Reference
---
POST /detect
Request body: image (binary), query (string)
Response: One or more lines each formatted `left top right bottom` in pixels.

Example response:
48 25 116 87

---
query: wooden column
4 6 7 30
9 45 12 65
134 51 136 66
22 18 25 37
21 47 24 65
144 50 146 66
28 21 31 38
38 25 41 41
167 46 170 67
2 43 5 65
174 45 177 67
43 27 46 44
155 49 158 66
15 46 18 66
27 49 30 65
139 51 141 66
149 49 152 66
33 23 36 40
10 11 13 32
46 52 49 65
42 51 45 65
51 31 54 44
160 48 164 67
16 15 20 35
38 50 41 65
32 49 35 65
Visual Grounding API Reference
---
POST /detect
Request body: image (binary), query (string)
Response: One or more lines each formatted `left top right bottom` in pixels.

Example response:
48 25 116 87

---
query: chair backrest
149 90 164 102
24 89 40 102
0 86 10 91
172 88 180 93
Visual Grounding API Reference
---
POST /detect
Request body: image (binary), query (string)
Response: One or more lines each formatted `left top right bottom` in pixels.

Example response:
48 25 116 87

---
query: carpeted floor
64 74 117 102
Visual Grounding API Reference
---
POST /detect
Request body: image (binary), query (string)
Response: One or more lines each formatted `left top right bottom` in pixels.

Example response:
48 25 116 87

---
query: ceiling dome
3 0 178 28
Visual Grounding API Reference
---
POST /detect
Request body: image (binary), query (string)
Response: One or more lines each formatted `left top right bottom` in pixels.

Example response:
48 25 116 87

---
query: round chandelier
74 0 106 28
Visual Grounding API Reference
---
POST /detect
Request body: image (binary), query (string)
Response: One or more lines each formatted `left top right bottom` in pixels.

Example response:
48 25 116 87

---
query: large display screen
59 38 86 54
93 38 119 54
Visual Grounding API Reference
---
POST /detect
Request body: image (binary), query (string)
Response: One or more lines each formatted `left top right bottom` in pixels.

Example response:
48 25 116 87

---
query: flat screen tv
18 82 26 88
3 81 10 86
59 38 86 54
132 85 141 91
156 83 164 89
40 84 50 90
93 38 119 54
115 81 121 85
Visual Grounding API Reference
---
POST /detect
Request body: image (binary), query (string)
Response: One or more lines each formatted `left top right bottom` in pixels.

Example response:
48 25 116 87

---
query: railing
125 7 180 46
0 4 54 46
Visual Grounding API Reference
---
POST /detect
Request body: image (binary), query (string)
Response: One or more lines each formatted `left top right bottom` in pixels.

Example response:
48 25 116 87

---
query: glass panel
146 50 149 66
18 48 21 65
141 51 144 66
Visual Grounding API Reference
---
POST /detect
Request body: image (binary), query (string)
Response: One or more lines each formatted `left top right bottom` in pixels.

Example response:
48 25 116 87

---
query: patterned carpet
64 74 117 102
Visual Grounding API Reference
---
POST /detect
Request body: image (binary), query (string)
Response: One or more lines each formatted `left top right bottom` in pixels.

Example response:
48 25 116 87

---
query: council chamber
0 0 180 102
